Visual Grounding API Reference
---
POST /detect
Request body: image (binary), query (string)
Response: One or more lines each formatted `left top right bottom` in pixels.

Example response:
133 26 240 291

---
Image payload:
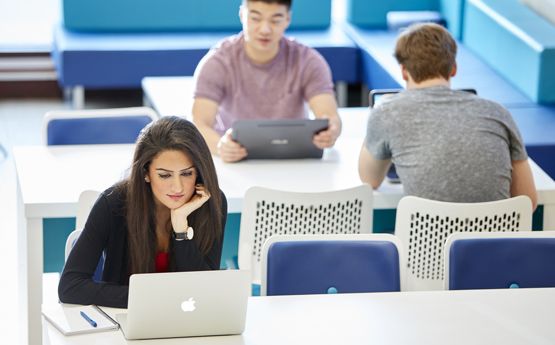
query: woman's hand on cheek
170 184 211 233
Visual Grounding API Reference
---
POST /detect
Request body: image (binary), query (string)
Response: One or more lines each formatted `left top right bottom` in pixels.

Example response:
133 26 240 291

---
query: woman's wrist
172 226 194 241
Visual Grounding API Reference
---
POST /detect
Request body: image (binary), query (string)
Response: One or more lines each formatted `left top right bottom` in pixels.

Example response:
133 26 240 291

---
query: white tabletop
13 139 403 216
14 107 555 216
44 288 555 345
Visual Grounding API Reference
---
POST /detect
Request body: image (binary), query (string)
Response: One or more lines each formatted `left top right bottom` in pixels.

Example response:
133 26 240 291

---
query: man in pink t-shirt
192 0 342 163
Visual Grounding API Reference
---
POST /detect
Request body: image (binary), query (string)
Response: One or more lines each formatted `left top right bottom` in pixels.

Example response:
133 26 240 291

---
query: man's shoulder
282 35 323 60
205 33 244 61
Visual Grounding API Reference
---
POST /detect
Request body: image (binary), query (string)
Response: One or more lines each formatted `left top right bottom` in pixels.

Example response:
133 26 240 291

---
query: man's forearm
193 122 222 155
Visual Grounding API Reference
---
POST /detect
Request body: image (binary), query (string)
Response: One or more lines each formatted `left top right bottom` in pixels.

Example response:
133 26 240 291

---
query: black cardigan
58 186 227 308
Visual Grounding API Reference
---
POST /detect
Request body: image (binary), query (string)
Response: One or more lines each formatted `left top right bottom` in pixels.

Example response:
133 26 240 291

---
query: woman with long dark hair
59 116 226 308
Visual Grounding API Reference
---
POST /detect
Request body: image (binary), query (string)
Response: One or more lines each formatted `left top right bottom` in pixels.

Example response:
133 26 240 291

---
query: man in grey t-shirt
358 23 537 208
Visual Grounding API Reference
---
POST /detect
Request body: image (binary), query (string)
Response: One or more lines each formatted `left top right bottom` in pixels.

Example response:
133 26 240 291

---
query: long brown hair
119 116 222 274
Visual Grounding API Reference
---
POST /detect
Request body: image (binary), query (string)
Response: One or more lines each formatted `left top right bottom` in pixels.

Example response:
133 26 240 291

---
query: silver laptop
116 270 250 340
231 119 329 159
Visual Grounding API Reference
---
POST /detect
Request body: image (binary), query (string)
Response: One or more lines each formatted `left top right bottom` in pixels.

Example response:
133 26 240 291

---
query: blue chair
261 234 405 296
444 231 555 290
42 107 158 145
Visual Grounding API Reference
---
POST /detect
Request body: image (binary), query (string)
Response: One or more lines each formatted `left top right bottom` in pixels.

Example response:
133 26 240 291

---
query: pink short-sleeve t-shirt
193 32 335 135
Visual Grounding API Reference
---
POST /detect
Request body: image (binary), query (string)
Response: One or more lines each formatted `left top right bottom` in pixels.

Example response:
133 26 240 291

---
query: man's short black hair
243 0 292 11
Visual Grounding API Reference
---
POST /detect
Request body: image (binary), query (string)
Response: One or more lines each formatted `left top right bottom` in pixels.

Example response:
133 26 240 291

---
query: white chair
238 184 374 286
42 106 159 145
65 190 101 260
65 229 83 261
261 234 405 296
395 195 533 291
65 190 103 281
76 190 101 230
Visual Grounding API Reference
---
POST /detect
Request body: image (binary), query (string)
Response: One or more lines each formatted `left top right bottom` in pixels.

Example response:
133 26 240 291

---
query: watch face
187 227 194 240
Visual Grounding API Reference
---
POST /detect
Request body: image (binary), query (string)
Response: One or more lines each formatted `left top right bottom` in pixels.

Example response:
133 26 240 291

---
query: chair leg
65 85 85 109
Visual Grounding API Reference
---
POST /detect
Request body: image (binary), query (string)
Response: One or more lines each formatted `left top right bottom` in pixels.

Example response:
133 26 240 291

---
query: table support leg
336 81 348 108
361 84 370 107
18 179 44 345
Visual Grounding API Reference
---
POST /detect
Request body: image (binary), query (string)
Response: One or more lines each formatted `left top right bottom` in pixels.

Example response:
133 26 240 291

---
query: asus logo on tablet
271 139 288 145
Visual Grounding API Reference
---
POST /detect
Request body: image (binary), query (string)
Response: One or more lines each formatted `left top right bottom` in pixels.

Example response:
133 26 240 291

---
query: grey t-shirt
365 86 527 203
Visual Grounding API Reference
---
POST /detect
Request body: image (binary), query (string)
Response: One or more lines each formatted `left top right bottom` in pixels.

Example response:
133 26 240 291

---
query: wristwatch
173 226 194 241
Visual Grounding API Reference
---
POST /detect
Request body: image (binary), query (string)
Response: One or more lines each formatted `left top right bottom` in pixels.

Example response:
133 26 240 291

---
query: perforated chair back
239 185 373 285
43 107 158 145
261 234 405 296
444 231 555 290
395 195 533 291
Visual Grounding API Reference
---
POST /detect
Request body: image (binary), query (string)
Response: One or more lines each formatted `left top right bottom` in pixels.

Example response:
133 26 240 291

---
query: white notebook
42 304 119 336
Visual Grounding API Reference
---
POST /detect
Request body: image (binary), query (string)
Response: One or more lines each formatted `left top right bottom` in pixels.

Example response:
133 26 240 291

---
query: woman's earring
145 177 149 183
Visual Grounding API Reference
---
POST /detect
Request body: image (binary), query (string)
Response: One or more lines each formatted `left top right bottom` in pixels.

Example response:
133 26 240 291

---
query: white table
15 109 555 345
142 76 195 119
44 288 555 345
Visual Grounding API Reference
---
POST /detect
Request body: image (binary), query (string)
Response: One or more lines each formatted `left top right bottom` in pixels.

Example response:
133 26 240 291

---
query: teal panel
43 218 76 273
373 209 396 234
63 0 242 32
532 205 543 231
44 214 240 273
439 0 464 40
44 204 544 274
539 50 555 104
463 0 555 104
346 0 439 28
221 213 241 269
62 0 330 32
290 0 331 29
372 206 543 234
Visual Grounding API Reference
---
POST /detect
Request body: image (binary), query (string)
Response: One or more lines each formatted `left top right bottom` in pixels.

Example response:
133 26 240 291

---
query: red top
155 253 169 272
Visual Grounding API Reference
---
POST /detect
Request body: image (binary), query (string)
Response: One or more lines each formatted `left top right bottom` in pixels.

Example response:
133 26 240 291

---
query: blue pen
80 311 97 327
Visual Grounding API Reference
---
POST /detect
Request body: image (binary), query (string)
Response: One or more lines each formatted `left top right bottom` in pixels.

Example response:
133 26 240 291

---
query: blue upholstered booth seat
62 0 332 32
338 23 536 107
51 22 359 90
463 0 555 104
344 0 465 39
448 238 555 290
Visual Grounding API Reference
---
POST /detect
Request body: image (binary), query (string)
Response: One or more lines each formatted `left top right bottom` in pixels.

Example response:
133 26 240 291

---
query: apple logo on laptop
181 297 196 312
